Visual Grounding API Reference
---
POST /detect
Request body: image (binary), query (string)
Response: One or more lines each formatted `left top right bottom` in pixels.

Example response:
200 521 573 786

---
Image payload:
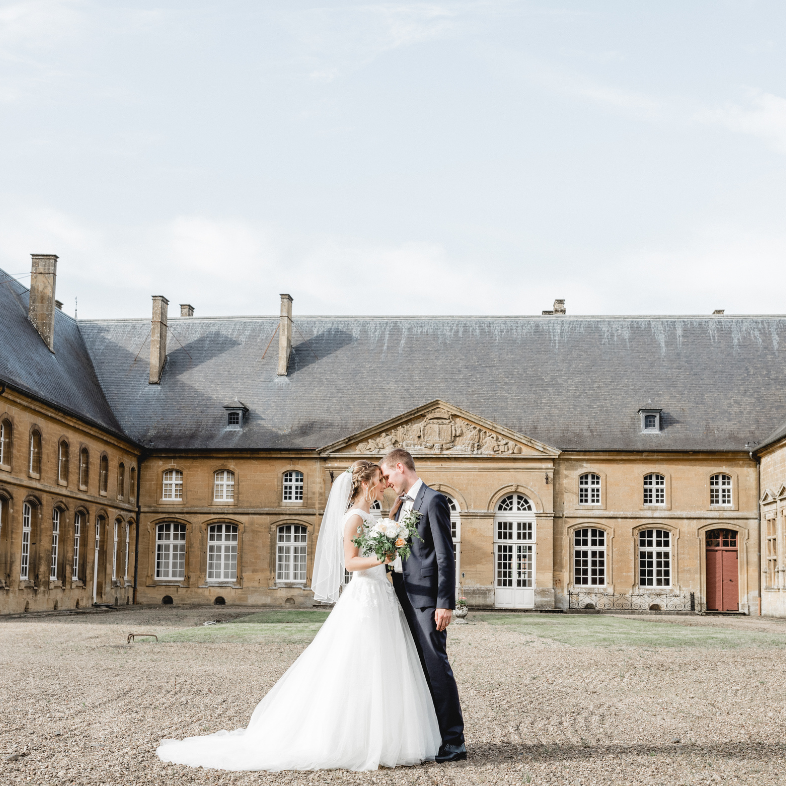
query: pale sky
1 0 785 319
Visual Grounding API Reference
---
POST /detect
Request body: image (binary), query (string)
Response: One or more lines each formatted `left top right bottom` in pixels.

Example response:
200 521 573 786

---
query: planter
453 605 468 624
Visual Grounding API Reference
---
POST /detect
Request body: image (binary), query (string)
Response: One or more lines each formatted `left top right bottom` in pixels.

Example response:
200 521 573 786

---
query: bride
156 460 441 771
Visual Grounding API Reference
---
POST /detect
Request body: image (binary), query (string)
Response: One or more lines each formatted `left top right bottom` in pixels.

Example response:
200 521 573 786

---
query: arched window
156 523 186 579
638 529 671 587
710 474 732 507
214 470 235 501
29 430 41 476
370 500 382 517
276 524 307 583
579 473 601 505
0 419 12 467
162 469 183 500
72 512 83 580
124 522 131 580
443 495 461 587
129 467 137 500
50 508 61 581
574 528 606 587
494 494 535 608
117 463 125 500
643 473 665 506
207 523 238 581
21 502 32 580
93 516 104 602
99 455 109 494
112 520 119 580
58 441 69 485
79 448 89 489
283 471 304 502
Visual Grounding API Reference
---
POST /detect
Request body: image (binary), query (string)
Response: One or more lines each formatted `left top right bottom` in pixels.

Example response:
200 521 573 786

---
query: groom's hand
435 608 452 632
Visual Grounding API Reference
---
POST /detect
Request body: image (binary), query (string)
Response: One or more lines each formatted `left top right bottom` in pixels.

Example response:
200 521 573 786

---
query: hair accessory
345 466 352 474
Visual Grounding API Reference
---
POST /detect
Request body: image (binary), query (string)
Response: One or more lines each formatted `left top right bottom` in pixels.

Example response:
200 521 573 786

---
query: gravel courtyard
2 607 786 786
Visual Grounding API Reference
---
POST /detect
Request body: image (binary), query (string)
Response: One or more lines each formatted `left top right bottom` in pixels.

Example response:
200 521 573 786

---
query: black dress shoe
435 743 467 763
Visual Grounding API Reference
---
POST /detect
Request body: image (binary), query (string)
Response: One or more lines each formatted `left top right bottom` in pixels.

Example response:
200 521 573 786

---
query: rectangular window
574 528 606 586
710 474 732 506
214 470 235 501
156 523 186 580
21 503 32 580
643 474 665 505
276 524 307 582
112 521 118 580
638 529 671 587
579 474 601 505
766 517 778 589
207 524 238 581
58 443 69 484
72 513 81 580
50 509 60 580
283 471 304 502
124 523 130 580
162 470 183 500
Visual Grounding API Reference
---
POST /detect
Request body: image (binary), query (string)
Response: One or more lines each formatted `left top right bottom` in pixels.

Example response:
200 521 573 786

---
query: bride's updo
347 460 381 506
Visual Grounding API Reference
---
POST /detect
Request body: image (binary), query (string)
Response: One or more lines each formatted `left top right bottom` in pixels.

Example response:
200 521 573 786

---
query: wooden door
706 529 738 612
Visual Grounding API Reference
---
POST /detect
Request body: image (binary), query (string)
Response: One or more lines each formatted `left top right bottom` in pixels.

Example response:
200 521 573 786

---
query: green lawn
480 613 786 648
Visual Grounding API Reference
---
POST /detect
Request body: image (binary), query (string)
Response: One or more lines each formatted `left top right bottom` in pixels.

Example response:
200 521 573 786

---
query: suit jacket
394 482 456 610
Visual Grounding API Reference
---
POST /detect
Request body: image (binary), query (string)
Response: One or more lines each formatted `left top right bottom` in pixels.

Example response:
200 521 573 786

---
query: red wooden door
706 530 739 612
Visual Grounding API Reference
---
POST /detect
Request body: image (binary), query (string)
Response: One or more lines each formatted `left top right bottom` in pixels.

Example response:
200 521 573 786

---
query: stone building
1 256 785 615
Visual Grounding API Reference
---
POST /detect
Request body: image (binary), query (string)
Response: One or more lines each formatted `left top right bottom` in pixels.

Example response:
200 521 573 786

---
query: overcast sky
1 0 785 319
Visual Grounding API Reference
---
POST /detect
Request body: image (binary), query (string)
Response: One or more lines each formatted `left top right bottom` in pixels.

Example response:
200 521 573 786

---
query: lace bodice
344 508 387 582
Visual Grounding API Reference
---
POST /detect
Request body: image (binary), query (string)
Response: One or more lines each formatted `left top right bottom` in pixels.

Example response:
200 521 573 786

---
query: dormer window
639 408 662 433
223 400 249 430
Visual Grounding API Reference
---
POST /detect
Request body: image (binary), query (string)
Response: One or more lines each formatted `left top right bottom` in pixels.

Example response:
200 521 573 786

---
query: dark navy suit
392 481 465 747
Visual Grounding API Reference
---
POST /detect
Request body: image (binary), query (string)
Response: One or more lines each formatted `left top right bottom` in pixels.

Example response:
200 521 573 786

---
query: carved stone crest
354 408 524 456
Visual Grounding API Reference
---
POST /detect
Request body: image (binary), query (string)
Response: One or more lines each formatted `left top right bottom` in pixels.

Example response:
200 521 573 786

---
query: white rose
398 524 409 538
385 522 399 538
371 522 384 534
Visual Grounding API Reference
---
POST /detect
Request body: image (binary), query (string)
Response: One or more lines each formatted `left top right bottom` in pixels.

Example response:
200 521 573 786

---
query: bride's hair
347 460 381 507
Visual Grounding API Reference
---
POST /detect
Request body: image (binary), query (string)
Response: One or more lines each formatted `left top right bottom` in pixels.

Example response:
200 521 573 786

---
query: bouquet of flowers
352 509 422 562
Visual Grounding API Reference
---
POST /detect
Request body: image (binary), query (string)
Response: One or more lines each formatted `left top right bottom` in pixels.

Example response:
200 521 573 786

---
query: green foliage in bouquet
352 509 423 562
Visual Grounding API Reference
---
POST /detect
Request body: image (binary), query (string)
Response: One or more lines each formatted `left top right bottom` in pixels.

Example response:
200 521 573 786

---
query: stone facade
0 388 139 613
759 436 786 616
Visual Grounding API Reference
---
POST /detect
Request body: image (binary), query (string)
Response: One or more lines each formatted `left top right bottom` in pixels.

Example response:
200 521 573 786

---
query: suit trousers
393 576 465 747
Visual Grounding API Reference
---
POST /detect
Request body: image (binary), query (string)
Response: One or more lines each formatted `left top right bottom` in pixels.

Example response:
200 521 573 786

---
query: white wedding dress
156 508 441 772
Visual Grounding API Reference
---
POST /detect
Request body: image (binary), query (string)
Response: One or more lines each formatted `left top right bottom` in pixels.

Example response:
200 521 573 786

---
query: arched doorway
705 529 738 612
494 493 535 609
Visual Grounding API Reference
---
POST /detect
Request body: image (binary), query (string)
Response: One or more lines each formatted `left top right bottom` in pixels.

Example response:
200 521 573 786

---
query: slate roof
758 418 786 452
0 272 124 437
75 311 786 453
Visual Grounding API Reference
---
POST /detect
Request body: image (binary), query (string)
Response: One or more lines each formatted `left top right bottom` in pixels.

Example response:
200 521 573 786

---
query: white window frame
579 473 601 506
283 471 304 502
214 470 235 502
117 463 125 500
445 496 461 588
766 516 777 589
207 523 238 582
99 455 108 494
0 420 8 466
79 448 89 489
638 529 671 588
124 522 130 580
162 469 183 500
227 411 241 429
573 527 606 587
21 502 32 580
156 522 186 580
710 474 732 507
112 520 119 580
72 512 82 580
29 431 41 475
276 524 307 583
643 473 665 506
50 508 60 581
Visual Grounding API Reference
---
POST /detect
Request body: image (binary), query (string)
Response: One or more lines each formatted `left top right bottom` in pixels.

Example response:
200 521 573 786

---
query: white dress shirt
393 478 422 573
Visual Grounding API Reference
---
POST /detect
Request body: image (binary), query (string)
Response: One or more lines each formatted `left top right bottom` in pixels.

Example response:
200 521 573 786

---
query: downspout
751 447 761 616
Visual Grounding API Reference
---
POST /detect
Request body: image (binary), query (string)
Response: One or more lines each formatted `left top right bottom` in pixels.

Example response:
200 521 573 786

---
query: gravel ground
2 607 786 785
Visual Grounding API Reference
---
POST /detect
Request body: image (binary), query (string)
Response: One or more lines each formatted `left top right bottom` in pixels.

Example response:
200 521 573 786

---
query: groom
379 449 466 763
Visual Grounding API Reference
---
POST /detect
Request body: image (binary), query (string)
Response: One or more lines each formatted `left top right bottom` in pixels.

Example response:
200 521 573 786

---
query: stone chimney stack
180 304 194 317
277 294 293 376
553 299 566 315
149 296 169 384
28 254 58 352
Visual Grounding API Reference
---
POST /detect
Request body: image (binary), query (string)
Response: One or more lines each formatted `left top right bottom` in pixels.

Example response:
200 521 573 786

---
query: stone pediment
321 401 559 458
761 489 778 504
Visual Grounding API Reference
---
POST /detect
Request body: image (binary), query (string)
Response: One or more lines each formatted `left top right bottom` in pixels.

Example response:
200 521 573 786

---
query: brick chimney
180 304 194 317
28 254 58 351
149 296 169 384
277 294 293 376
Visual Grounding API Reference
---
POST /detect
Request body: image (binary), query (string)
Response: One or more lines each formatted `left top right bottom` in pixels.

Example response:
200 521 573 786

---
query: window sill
211 500 236 506
0 463 10 472
151 581 186 587
274 583 307 589
633 586 675 594
71 579 84 587
281 501 306 507
200 582 240 588
78 485 87 492
18 580 35 589
28 472 40 480
576 504 604 510
99 491 107 497
159 499 184 504
58 480 68 487
49 580 63 589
